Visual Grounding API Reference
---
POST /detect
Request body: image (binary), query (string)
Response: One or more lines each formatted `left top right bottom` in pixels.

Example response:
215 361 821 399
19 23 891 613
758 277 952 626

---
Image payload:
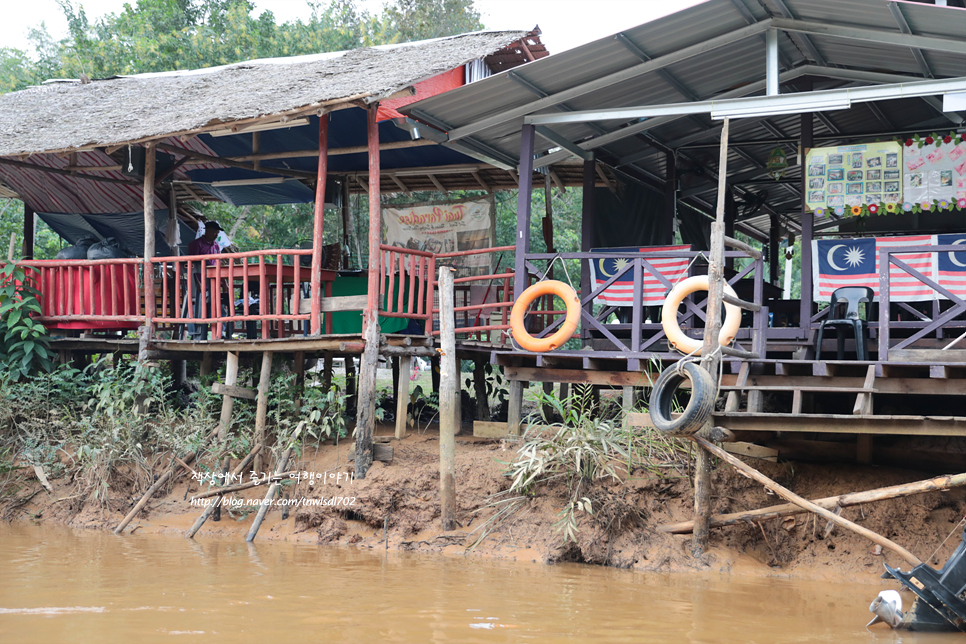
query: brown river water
0 522 960 643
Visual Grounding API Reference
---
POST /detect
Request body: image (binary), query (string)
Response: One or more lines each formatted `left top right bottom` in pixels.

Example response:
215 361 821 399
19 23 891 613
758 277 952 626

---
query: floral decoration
868 203 879 215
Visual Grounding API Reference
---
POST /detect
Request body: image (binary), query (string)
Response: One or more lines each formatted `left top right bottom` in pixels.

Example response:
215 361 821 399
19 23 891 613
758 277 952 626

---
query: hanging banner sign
382 196 495 277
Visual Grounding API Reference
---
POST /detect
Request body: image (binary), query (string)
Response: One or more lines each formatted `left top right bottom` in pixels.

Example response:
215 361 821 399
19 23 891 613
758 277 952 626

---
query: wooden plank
346 443 394 462
891 349 966 363
473 421 510 438
505 366 656 387
711 412 966 436
723 442 778 462
212 381 257 400
718 385 876 393
852 365 875 416
720 374 965 396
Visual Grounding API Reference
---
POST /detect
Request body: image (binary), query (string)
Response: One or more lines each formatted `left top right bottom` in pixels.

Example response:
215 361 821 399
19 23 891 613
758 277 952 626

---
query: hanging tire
648 361 717 436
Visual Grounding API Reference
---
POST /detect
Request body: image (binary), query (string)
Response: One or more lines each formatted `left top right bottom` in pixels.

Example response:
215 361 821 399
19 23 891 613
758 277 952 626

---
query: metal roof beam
534 125 592 160
792 64 964 125
533 67 811 169
407 108 517 170
525 76 966 126
769 0 827 65
615 32 701 102
770 18 966 55
443 19 774 143
887 2 935 78
728 0 793 69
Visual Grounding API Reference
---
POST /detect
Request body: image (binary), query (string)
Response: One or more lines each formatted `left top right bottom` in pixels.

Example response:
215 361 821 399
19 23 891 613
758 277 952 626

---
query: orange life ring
510 280 581 352
661 275 741 355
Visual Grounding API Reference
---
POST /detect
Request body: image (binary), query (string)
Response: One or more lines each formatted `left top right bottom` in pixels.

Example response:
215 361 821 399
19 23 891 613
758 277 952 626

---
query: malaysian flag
813 236 936 302
589 245 690 306
937 233 966 300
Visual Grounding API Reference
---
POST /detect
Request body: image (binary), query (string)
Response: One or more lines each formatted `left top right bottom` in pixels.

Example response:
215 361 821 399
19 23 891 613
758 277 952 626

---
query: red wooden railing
378 245 436 334
432 245 516 340
150 249 313 340
17 258 144 328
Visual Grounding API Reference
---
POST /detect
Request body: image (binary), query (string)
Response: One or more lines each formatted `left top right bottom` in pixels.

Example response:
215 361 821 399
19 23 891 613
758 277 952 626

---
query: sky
1 0 707 57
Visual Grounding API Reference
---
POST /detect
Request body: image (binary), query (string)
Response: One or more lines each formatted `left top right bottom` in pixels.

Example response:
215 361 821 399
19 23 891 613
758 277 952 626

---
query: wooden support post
345 356 357 415
439 266 457 530
580 154 596 343
693 117 731 558
138 143 157 364
254 351 273 475
391 356 400 403
354 104 382 479
622 386 635 417
692 431 714 557
474 359 489 421
664 150 676 244
294 351 305 411
559 381 569 415
214 350 239 521
22 204 34 260
395 354 411 439
694 436 922 567
200 352 213 377
114 428 218 534
310 113 329 335
185 444 261 539
799 86 814 339
431 355 440 395
246 442 295 543
507 379 525 436
321 350 334 392
542 381 554 421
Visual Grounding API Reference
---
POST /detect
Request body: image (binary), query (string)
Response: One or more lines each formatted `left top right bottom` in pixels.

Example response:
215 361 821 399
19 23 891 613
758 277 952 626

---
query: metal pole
765 29 779 97
799 83 814 339
515 125 535 299
438 266 457 531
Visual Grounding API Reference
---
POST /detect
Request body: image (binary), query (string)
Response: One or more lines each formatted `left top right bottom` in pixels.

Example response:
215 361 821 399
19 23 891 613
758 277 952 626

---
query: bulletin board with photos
902 134 966 208
804 141 903 215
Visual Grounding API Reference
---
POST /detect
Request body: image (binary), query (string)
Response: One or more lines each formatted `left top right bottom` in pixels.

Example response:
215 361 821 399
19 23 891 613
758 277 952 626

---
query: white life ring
661 275 741 355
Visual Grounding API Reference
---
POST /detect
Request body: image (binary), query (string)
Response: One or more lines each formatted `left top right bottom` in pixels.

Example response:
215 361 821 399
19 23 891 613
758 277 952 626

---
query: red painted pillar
365 105 381 333
310 114 330 335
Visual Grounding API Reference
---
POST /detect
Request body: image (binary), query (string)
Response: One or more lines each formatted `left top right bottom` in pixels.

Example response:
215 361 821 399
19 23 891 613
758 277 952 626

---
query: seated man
187 221 226 340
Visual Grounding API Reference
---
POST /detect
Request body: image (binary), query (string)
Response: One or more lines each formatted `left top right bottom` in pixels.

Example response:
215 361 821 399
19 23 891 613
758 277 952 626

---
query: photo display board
902 138 966 206
805 141 903 212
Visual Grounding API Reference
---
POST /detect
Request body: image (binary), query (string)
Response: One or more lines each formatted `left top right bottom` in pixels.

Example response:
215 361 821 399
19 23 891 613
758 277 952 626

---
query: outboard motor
870 525 966 631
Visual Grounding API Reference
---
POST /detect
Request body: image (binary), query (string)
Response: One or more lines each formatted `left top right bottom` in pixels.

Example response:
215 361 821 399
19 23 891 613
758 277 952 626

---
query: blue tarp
38 209 194 257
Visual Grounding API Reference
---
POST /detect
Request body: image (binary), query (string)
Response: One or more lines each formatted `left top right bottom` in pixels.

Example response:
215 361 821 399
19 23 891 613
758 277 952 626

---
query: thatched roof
0 30 526 158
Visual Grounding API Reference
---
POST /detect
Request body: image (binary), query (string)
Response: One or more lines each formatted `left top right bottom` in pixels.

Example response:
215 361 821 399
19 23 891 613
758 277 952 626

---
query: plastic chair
814 286 875 360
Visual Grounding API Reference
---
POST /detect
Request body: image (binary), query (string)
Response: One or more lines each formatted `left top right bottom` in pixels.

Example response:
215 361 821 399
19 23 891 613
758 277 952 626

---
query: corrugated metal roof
402 0 966 237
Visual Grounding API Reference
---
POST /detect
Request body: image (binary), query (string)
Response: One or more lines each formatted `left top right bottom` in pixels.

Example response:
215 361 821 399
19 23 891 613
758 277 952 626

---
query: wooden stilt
395 354 411 439
542 381 554 420
507 379 524 435
438 266 457 531
200 352 213 377
694 436 922 567
622 386 635 414
345 356 357 415
293 350 305 411
431 355 440 395
559 382 569 415
391 356 400 402
690 117 733 558
138 143 156 365
214 351 239 521
245 443 295 542
114 427 218 534
321 350 334 392
254 352 273 475
474 359 489 421
185 444 261 539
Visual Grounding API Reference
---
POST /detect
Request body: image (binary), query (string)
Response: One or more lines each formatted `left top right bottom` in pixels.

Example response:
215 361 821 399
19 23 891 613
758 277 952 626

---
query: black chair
814 286 875 360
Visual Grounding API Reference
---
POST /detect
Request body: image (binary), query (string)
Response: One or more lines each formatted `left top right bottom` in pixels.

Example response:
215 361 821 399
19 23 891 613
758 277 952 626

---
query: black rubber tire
648 361 717 436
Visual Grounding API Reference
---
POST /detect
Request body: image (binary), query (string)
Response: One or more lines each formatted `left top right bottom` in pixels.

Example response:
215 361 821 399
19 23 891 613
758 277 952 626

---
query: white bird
868 590 903 628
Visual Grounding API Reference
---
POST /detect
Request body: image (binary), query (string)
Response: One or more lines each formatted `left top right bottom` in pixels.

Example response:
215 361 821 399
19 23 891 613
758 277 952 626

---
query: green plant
463 363 508 419
0 262 53 381
303 384 350 442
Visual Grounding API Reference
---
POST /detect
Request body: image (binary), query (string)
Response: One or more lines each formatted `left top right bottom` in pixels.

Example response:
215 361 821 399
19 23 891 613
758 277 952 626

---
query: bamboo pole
138 143 156 364
439 266 457 531
660 471 966 534
693 436 923 567
114 427 217 534
253 352 273 475
185 444 262 539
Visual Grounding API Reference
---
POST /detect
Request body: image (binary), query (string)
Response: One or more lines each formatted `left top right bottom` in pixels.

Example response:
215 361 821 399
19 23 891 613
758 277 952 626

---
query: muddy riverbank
6 424 966 585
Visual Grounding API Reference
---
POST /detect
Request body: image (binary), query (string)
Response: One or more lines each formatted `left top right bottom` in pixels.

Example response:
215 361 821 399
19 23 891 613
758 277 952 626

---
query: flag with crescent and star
937 233 966 299
813 235 936 302
589 245 690 306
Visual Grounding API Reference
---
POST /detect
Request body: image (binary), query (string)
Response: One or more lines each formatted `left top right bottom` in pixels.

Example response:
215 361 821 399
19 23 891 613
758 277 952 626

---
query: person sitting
187 221 226 340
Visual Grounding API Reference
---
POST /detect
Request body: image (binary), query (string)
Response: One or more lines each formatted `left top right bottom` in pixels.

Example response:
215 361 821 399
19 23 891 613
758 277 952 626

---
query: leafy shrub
0 262 53 381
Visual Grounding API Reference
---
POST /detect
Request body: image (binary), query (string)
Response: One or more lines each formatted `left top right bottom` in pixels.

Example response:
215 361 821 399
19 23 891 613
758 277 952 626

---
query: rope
925 515 966 565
